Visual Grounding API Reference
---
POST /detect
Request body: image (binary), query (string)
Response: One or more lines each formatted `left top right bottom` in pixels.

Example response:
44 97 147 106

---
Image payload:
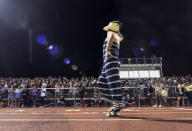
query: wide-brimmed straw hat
103 21 121 32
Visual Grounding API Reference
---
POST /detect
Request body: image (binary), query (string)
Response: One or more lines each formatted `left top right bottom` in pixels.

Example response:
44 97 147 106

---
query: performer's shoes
106 111 119 117
106 102 126 117
106 107 121 117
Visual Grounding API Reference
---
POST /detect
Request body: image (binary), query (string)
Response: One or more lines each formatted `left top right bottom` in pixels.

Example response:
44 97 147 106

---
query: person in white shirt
55 82 60 98
40 86 46 107
161 87 168 106
15 86 22 107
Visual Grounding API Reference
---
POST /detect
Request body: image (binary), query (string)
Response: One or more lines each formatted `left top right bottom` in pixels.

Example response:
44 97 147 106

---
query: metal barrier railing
0 86 189 107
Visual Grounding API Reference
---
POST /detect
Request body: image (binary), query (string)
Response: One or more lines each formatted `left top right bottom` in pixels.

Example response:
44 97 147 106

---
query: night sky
0 0 191 77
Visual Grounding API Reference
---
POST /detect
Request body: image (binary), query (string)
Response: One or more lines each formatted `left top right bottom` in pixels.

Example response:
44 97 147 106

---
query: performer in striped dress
97 21 124 116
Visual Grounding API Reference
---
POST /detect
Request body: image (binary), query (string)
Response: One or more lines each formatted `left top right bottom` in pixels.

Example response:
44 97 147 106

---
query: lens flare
132 47 143 57
71 65 78 71
36 34 47 45
48 45 53 50
140 48 144 52
48 45 59 55
64 58 71 64
150 37 160 46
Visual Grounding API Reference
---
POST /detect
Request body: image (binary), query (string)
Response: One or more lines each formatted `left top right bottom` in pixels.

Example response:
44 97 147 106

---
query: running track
0 107 192 131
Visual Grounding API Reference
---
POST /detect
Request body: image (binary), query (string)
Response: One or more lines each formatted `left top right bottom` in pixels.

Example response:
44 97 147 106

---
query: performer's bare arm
104 31 114 62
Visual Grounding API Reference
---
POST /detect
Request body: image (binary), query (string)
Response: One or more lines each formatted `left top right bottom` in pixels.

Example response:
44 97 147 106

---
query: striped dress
97 41 123 108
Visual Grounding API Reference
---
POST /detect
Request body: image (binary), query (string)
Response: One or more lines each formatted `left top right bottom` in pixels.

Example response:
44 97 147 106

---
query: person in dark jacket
176 84 186 107
22 87 30 107
133 85 140 107
147 82 154 106
79 84 86 107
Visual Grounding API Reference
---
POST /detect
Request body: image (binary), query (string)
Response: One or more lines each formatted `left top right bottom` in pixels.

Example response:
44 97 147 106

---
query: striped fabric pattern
97 41 123 108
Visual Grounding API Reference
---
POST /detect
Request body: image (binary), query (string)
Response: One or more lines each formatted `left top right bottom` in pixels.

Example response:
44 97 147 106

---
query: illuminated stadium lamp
64 58 71 64
139 70 150 78
119 71 128 79
149 70 160 78
129 71 139 78
36 34 47 45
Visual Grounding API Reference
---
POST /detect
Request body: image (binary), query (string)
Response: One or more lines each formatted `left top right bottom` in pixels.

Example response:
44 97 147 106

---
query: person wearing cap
97 21 124 117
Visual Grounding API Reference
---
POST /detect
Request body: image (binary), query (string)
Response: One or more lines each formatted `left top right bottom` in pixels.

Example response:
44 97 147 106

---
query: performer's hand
104 52 112 62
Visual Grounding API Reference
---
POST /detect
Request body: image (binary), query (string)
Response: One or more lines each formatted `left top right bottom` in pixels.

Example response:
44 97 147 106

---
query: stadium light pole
0 1 33 64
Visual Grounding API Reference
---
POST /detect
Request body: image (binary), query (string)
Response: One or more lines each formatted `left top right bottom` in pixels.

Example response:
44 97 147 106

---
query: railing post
139 93 141 107
160 57 163 77
54 88 56 107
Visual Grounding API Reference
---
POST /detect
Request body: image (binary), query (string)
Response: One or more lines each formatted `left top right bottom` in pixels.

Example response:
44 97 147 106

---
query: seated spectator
57 96 65 107
123 94 134 107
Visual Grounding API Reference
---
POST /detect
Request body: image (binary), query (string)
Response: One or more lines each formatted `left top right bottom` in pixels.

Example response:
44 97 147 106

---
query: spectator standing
22 87 30 107
94 86 101 106
40 86 47 107
147 82 154 106
55 82 60 98
79 83 86 107
176 84 185 107
154 83 162 107
15 86 22 107
133 85 140 107
0 86 2 102
161 87 168 107
32 86 39 107
8 85 15 107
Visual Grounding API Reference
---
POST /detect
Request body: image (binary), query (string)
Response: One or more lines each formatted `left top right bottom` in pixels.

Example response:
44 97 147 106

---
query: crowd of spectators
120 75 192 107
0 75 192 108
0 76 96 108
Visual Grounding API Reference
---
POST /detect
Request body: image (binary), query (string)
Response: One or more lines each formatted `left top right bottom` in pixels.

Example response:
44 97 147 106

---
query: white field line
0 112 192 115
0 118 192 122
0 119 142 122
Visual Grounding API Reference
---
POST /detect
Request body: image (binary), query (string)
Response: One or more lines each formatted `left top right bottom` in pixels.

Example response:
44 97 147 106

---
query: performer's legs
97 69 112 102
105 61 124 113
